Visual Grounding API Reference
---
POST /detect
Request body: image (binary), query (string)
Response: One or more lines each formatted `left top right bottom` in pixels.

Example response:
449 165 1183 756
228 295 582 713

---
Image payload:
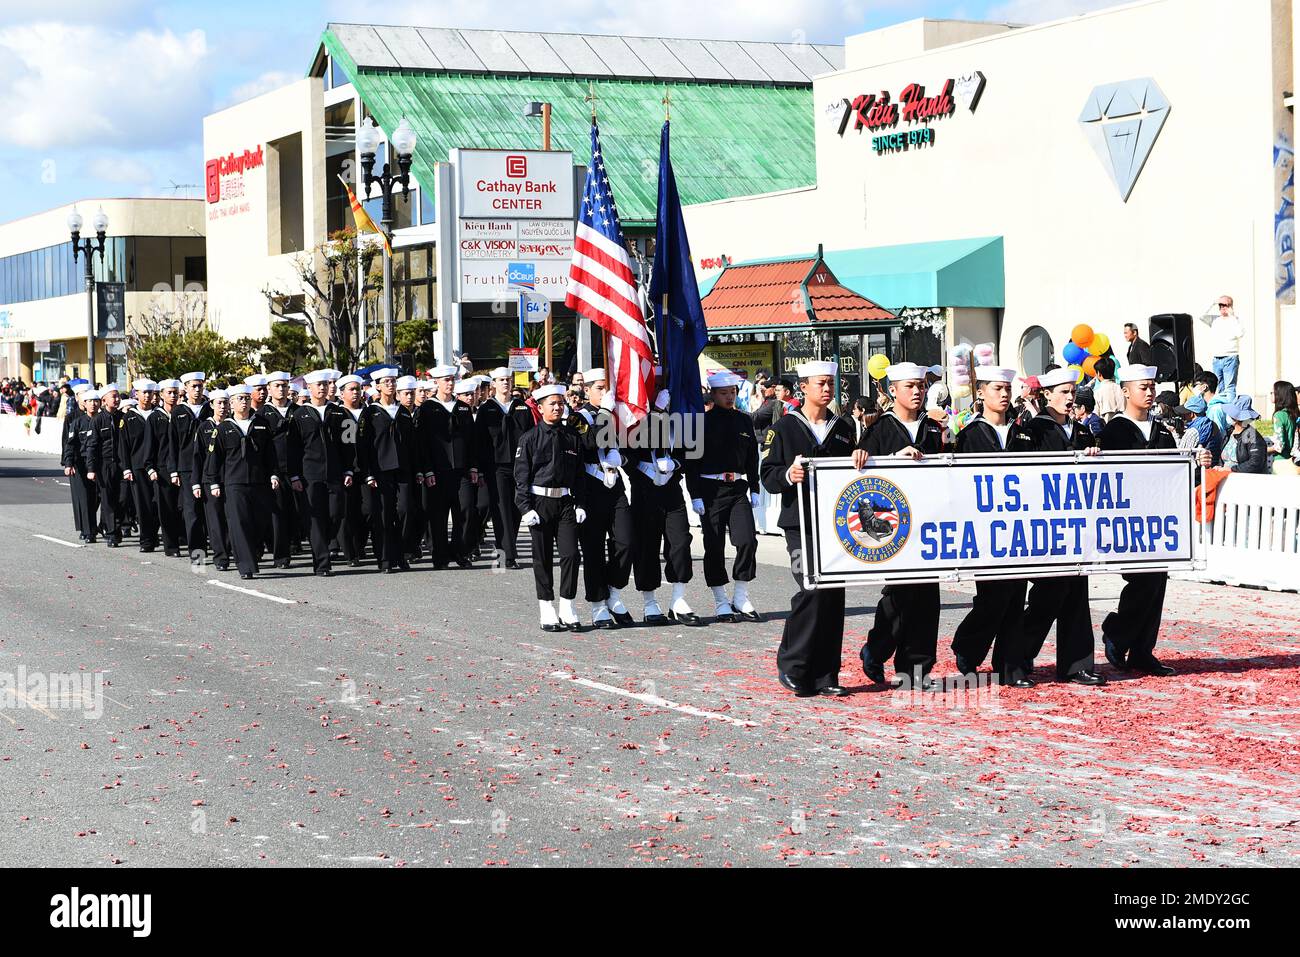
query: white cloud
985 0 1120 24
222 70 298 108
86 153 156 186
0 22 211 151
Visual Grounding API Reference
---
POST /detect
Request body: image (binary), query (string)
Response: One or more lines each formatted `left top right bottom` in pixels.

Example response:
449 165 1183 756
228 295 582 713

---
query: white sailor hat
974 366 1017 384
370 367 399 382
303 370 331 385
1117 364 1159 383
490 367 512 380
396 375 418 391
927 364 945 378
180 371 205 384
100 384 121 396
208 389 229 402
796 360 838 378
227 384 251 397
453 377 478 395
120 398 138 408
81 389 101 400
265 371 290 383
885 362 928 382
244 374 268 387
473 375 490 387
324 369 342 381
707 371 743 389
337 374 363 388
1037 367 1079 388
158 378 182 390
132 378 159 392
532 385 566 401
72 382 91 395
583 368 609 384
429 364 458 379
418 379 437 391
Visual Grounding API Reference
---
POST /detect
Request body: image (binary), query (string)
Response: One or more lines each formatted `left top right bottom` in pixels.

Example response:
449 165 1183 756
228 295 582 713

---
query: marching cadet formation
55 358 1206 698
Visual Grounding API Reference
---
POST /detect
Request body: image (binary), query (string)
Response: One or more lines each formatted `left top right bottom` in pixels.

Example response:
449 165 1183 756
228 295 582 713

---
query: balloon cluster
1061 324 1111 382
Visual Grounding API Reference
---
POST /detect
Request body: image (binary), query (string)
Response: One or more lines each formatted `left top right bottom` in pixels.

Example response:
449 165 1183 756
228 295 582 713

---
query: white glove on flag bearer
575 508 588 524
522 510 541 526
691 498 705 515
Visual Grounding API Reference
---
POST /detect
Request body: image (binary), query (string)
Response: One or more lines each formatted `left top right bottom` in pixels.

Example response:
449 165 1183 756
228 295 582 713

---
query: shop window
1019 325 1054 377
419 188 435 225
330 57 349 91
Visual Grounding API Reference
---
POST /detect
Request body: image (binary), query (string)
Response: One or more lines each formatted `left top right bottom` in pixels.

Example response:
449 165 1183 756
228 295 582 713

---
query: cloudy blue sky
0 0 1111 223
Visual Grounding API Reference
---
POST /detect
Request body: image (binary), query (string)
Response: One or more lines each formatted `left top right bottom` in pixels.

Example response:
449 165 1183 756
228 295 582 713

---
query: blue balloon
1062 342 1088 365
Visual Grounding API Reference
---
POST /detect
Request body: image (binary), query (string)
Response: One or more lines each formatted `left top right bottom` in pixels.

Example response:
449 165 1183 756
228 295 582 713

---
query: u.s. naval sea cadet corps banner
796 451 1198 589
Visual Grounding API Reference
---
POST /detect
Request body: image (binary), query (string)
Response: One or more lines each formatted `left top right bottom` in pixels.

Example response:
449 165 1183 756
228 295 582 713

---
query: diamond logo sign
1079 78 1170 202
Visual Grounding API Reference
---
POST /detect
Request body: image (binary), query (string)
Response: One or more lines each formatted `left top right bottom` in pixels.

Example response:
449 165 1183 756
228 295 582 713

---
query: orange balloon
1082 356 1099 377
1071 324 1094 348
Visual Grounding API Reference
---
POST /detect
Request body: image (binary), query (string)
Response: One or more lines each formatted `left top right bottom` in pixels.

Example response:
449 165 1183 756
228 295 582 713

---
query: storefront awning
823 236 1004 310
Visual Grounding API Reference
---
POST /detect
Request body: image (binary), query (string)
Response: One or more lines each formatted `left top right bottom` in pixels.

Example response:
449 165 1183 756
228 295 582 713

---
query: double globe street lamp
67 205 110 385
356 114 417 366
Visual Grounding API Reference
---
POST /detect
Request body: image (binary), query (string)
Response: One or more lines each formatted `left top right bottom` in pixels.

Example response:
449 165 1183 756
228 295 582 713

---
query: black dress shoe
817 685 849 697
315 568 333 577
505 559 522 570
1061 669 1107 686
540 622 562 633
456 558 474 569
215 562 230 572
644 613 669 625
164 548 180 558
898 674 941 692
591 619 615 630
860 646 886 684
1103 636 1128 671
106 539 119 548
383 566 397 574
433 562 449 571
667 610 701 626
778 673 816 697
954 655 979 677
140 545 155 553
1129 656 1175 677
1002 676 1036 689
733 609 764 623
348 559 361 568
611 610 634 626
239 572 254 580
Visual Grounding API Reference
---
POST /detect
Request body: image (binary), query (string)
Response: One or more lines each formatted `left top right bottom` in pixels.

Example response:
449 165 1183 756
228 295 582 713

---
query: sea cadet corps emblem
833 475 911 563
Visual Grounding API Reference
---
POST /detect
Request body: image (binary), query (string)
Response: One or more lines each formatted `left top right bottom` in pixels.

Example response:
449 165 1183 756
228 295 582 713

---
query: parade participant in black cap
257 371 297 568
61 383 95 541
169 372 211 558
761 360 857 697
192 390 232 571
85 384 125 547
475 367 534 570
514 384 586 632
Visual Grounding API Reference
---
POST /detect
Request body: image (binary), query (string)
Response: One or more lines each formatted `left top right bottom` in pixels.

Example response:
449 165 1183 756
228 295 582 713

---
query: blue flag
649 121 709 416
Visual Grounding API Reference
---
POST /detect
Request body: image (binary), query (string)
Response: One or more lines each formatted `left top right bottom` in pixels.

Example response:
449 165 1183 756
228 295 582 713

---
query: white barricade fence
0 414 62 455
1181 472 1300 592
797 451 1199 589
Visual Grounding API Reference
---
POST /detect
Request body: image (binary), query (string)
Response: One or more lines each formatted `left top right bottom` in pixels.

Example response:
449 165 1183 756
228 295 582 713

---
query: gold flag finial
662 87 671 121
585 81 598 122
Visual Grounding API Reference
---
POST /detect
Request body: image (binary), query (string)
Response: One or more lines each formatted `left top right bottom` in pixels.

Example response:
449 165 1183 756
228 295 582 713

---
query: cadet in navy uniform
415 364 476 569
395 376 425 562
193 390 232 571
358 368 415 573
121 379 163 553
1098 364 1211 676
759 360 856 697
85 384 126 547
1021 366 1108 686
203 384 281 579
475 367 534 569
335 374 369 565
514 384 587 632
73 388 103 542
570 368 635 629
169 372 212 558
286 370 355 576
453 376 491 559
949 366 1035 687
857 362 947 690
688 370 763 623
153 379 184 556
61 384 95 541
256 371 297 568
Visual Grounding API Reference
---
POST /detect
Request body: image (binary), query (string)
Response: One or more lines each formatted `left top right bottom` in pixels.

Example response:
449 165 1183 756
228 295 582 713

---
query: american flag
565 123 655 428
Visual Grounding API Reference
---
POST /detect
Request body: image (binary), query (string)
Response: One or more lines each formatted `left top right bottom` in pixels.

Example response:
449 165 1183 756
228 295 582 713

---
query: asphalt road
1 448 1297 867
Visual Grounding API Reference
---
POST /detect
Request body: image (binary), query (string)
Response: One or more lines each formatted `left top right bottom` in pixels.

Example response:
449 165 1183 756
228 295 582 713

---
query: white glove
691 498 705 516
599 392 616 411
654 389 670 411
750 492 760 509
575 508 587 524
522 509 541 526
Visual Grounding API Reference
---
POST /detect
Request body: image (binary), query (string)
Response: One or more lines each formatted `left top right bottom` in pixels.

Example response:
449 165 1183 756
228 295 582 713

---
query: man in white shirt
1200 295 1244 400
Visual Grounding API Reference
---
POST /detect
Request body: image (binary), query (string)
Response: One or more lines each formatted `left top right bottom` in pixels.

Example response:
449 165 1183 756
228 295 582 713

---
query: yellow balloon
867 354 891 380
1069 364 1085 384
952 383 972 399
1087 332 1110 356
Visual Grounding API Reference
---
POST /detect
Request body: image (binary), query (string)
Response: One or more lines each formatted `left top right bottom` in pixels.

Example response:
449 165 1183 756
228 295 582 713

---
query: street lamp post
357 115 418 366
68 205 109 385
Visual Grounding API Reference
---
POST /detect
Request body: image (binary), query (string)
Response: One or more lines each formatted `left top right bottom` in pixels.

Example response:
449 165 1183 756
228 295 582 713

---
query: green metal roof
825 236 1005 310
320 29 819 229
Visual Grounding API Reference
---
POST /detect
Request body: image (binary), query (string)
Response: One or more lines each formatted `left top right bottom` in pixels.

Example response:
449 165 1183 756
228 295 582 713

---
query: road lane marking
208 580 297 604
550 671 757 728
33 533 85 548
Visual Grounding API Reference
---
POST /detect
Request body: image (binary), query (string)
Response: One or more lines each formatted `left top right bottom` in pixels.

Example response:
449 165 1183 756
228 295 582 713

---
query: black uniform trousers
96 473 122 540
472 475 491 552
338 483 367 563
129 477 161 549
302 480 343 574
368 471 407 570
73 473 97 539
577 477 634 603
951 579 1029 681
69 471 87 535
700 479 758 587
267 482 294 564
776 528 844 690
529 495 579 601
1024 575 1096 678
401 478 424 557
157 480 182 552
489 467 522 564
201 488 230 569
1101 572 1167 663
628 472 692 591
866 583 940 680
223 484 272 577
119 475 136 528
426 469 473 565
179 473 208 556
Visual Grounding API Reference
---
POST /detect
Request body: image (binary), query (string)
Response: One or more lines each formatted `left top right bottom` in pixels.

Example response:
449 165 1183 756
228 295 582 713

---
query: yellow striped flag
339 174 391 257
